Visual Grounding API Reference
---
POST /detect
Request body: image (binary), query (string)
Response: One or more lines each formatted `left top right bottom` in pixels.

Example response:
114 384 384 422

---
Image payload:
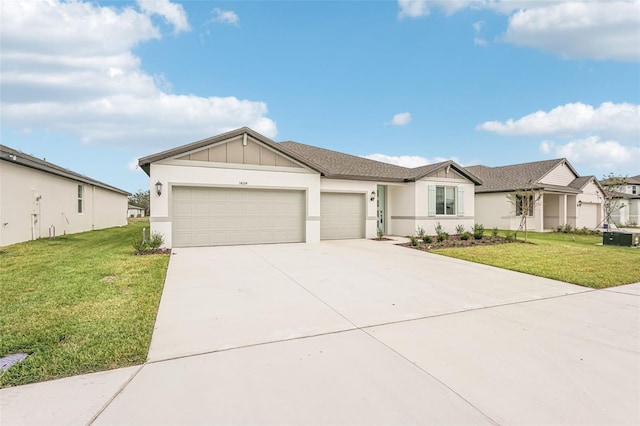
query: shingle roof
466 158 578 193
138 127 482 184
601 174 640 185
278 141 411 182
1 144 129 195
568 176 595 191
279 141 482 184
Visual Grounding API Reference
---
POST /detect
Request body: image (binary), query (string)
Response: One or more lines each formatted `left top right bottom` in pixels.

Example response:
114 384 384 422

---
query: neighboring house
0 145 129 247
138 127 482 248
128 204 145 217
600 175 640 226
466 159 604 232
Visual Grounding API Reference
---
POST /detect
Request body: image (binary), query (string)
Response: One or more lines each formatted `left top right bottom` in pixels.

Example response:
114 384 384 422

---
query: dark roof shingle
1 145 129 195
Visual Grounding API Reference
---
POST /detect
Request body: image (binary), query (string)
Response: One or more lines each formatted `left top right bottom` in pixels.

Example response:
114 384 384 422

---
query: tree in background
128 189 150 216
600 173 628 229
508 181 543 242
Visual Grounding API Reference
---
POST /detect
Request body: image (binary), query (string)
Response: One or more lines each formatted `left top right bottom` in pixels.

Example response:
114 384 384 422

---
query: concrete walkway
2 239 639 425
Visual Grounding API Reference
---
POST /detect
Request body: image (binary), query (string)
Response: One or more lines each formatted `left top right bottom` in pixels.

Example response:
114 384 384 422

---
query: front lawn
0 220 169 387
434 231 640 288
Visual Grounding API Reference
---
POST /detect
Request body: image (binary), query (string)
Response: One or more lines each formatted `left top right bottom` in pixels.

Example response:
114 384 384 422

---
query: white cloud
137 0 190 33
540 137 640 171
504 1 640 62
388 112 412 126
0 0 276 148
473 20 487 46
362 153 459 168
477 102 640 141
128 157 140 171
211 8 239 26
397 0 640 62
398 0 430 19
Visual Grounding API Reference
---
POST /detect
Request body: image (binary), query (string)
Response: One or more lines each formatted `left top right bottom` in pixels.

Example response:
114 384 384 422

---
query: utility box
603 231 640 247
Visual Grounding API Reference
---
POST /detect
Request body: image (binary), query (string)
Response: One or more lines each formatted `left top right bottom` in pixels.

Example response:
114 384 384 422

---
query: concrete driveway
2 239 639 425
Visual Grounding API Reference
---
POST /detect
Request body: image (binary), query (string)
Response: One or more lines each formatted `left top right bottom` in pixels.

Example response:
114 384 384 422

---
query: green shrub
377 227 384 239
460 232 472 241
409 235 419 246
437 232 449 242
455 224 465 235
562 223 573 234
416 226 426 239
506 232 516 242
422 235 432 244
148 232 164 250
491 227 499 237
473 224 485 240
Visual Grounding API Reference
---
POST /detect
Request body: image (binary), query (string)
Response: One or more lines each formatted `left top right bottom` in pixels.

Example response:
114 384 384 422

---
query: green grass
0 220 169 387
434 231 640 288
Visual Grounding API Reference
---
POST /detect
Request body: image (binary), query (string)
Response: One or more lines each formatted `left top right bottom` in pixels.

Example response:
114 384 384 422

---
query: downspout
92 185 95 230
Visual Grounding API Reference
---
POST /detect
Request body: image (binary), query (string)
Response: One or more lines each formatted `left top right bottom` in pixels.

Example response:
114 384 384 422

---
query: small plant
409 235 419 246
132 230 164 254
434 221 448 242
434 221 443 235
416 226 426 239
491 227 499 237
505 232 516 242
377 227 384 240
460 232 472 241
473 224 485 240
561 223 573 234
148 232 164 250
132 234 147 254
422 234 432 244
455 224 465 235
437 232 449 242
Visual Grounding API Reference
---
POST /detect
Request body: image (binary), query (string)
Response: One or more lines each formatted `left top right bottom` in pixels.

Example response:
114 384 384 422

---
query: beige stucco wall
0 161 127 247
319 178 378 238
475 192 546 232
576 181 603 229
149 160 321 248
388 177 476 236
540 163 576 186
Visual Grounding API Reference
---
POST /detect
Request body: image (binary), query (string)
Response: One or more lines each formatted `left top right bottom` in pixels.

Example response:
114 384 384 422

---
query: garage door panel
321 192 365 240
172 187 305 247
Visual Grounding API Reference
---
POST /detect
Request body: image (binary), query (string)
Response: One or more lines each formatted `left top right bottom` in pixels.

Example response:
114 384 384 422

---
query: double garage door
173 187 305 247
172 187 366 247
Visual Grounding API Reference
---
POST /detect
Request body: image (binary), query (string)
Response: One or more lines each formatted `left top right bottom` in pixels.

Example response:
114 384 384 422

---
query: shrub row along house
138 128 606 248
0 145 129 247
466 159 604 232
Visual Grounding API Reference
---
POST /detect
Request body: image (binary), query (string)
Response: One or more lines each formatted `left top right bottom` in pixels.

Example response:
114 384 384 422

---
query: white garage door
320 192 365 240
173 187 305 247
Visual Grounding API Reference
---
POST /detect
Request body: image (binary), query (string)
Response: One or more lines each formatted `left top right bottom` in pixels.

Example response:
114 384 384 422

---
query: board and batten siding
539 163 577 186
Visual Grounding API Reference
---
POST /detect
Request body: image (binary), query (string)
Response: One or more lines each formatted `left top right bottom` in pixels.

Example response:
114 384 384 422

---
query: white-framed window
77 184 83 213
516 194 534 216
436 186 456 215
632 185 637 195
428 185 464 216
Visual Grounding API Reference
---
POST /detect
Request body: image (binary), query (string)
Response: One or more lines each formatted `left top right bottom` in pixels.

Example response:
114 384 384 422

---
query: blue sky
2 0 639 193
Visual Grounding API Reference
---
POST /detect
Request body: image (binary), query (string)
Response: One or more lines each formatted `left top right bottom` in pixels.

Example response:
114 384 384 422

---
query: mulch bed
133 248 172 255
399 235 520 251
370 237 396 241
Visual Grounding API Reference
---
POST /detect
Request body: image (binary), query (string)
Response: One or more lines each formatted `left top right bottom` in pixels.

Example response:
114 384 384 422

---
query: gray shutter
428 185 436 217
457 186 464 216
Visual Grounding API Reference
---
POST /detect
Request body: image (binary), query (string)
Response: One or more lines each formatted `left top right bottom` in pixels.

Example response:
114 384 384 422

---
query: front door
377 185 386 233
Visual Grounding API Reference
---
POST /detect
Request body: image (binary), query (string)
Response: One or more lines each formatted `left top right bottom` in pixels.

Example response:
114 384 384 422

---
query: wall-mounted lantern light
155 181 163 196
577 200 582 207
370 191 376 202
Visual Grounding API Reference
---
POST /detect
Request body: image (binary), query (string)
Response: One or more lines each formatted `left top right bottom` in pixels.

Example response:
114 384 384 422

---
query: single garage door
173 187 305 247
320 192 365 240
